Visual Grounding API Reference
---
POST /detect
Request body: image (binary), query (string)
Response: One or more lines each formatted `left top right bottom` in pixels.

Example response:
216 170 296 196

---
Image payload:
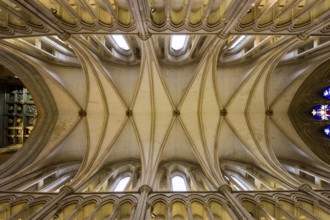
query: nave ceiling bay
0 0 329 191
0 31 330 191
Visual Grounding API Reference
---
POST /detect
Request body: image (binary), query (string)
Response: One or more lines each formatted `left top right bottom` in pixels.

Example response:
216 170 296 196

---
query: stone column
145 203 152 220
132 185 153 219
205 204 215 220
108 204 119 220
298 183 330 209
28 185 74 219
128 204 137 220
218 184 254 220
166 204 172 220
186 203 194 219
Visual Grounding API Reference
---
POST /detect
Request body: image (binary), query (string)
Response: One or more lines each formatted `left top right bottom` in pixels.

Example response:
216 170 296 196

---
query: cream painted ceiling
0 0 330 190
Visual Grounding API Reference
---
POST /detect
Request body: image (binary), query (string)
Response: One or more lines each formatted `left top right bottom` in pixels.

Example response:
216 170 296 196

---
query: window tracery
310 87 330 137
2 163 79 192
222 161 287 191
283 163 330 189
81 162 140 192
311 105 330 120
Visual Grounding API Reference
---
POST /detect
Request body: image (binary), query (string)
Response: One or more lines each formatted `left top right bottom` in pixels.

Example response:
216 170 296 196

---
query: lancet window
171 175 187 191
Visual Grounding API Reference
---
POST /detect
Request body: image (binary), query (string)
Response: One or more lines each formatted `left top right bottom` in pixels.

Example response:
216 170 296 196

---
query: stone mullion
127 0 150 40
127 167 137 191
223 203 239 220
257 203 275 219
188 168 199 190
128 204 137 220
299 184 330 209
218 184 254 220
26 186 74 220
93 171 112 192
166 204 172 220
108 204 119 220
145 203 152 220
205 204 215 220
167 168 172 190
85 203 102 220
186 203 194 219
132 185 152 219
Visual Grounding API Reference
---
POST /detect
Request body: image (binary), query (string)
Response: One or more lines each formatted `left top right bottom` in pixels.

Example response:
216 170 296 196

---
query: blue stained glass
311 105 330 120
324 126 330 137
323 87 330 100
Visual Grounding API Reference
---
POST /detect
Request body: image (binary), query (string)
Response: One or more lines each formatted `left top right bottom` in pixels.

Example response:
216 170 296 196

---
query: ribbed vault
0 33 330 192
0 1 330 218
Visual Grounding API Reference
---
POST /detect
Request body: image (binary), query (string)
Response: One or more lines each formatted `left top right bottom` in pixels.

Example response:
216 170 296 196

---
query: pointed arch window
170 35 187 51
171 175 187 191
229 35 247 49
231 176 250 191
113 176 130 192
111 35 129 51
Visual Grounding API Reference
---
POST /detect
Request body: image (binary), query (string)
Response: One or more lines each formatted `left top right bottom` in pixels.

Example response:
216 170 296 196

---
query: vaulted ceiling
0 0 330 190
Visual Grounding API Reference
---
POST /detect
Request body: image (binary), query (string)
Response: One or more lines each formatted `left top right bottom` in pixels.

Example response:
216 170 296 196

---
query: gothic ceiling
0 0 329 38
0 0 330 190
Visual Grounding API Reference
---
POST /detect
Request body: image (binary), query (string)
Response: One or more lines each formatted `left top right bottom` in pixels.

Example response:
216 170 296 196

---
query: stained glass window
323 87 330 100
311 105 330 120
324 126 330 137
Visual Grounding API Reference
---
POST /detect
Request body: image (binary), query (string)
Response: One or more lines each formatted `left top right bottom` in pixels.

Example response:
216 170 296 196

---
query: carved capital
298 183 312 193
138 184 153 194
297 32 310 41
218 184 232 193
58 31 71 41
59 185 75 195
138 33 151 41
217 32 230 40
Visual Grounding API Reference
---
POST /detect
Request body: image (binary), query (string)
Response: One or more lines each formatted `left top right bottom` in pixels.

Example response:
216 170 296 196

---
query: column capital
298 183 312 193
138 184 153 194
58 31 71 41
217 32 230 39
138 33 151 41
59 185 75 195
218 184 232 193
297 32 310 41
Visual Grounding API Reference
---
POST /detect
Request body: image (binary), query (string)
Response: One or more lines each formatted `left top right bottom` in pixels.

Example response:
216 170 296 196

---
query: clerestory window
111 35 130 51
231 176 250 191
170 35 187 51
113 176 130 192
171 175 187 191
229 35 247 49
